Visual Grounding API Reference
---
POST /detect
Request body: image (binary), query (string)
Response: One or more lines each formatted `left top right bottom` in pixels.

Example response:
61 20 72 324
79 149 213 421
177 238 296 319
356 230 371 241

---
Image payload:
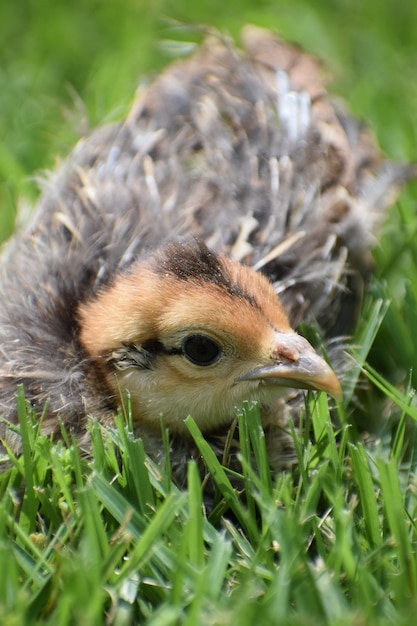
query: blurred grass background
1 0 416 232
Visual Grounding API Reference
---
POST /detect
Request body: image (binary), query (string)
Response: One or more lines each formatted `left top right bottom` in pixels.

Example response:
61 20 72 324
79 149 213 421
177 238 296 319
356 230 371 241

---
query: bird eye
182 334 221 366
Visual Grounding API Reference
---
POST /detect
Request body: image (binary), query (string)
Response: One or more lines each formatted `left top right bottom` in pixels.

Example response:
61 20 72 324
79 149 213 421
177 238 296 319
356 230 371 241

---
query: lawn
1 0 417 624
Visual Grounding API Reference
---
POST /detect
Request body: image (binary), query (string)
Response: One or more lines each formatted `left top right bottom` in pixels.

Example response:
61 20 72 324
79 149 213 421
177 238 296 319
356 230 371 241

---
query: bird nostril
274 343 300 364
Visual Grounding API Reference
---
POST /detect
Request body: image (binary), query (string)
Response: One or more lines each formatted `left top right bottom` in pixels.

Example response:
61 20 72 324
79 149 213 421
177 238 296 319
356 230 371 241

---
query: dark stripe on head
150 240 257 305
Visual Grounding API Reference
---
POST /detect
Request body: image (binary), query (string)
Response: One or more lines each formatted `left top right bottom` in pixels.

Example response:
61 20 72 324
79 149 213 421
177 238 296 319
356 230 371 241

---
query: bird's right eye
182 334 221 366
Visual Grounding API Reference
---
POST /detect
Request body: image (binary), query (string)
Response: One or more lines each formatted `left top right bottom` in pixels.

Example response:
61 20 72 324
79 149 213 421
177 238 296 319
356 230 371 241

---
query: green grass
1 393 417 625
1 0 417 623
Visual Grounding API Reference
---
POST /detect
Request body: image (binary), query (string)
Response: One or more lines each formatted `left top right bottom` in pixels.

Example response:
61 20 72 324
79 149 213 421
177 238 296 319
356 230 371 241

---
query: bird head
78 241 342 433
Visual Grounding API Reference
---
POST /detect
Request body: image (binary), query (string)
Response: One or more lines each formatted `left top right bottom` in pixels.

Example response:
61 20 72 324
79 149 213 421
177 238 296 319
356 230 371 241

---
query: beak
238 332 342 401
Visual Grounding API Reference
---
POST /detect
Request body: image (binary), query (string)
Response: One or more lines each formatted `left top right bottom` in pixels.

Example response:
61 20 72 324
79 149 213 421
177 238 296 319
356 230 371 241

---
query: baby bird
0 26 413 480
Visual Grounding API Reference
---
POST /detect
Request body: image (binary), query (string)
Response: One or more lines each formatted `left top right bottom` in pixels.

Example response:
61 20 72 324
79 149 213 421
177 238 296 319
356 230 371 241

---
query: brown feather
0 26 414 483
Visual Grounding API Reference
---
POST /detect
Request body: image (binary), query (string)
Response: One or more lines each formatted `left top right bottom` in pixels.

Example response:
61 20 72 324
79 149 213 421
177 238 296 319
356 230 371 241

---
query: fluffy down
0 26 414 483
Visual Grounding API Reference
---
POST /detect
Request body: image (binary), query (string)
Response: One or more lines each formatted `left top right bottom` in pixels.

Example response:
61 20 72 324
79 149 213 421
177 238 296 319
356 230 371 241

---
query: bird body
0 26 413 478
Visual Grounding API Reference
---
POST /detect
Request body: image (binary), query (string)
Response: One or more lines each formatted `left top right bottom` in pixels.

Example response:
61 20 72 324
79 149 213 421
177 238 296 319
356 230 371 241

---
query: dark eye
182 334 221 366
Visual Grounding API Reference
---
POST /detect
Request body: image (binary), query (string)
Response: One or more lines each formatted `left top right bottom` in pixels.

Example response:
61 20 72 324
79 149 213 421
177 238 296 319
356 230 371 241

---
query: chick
0 26 413 480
